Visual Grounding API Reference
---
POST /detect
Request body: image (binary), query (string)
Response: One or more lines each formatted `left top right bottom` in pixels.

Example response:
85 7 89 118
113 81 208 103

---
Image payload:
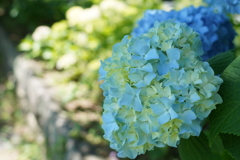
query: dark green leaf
147 146 169 160
209 135 234 160
178 132 211 160
220 133 240 160
208 50 235 75
209 56 240 146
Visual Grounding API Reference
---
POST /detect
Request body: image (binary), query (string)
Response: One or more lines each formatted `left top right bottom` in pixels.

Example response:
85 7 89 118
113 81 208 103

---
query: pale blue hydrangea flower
99 20 223 159
132 6 236 61
204 0 240 14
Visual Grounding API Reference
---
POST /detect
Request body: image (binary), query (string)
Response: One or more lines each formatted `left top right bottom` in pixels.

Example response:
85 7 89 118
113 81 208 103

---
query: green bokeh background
0 0 240 159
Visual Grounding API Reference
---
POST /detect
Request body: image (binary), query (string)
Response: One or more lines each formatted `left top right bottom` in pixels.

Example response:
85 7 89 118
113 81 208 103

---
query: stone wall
14 57 108 160
0 26 111 160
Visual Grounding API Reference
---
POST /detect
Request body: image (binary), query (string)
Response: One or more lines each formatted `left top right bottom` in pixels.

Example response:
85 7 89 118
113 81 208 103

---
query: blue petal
150 104 166 115
145 48 159 60
185 110 196 120
190 120 202 136
112 42 122 52
144 72 156 85
132 55 143 60
168 108 178 119
157 62 170 76
129 68 138 74
166 48 180 60
125 83 135 95
160 97 173 108
182 110 196 124
102 112 115 123
138 111 149 121
155 141 165 147
102 122 119 136
158 112 170 125
190 92 200 102
109 87 121 98
168 60 179 69
178 96 186 102
119 93 134 106
128 74 142 82
98 61 107 80
117 144 138 159
140 122 150 134
141 63 153 72
159 51 167 63
121 35 129 44
150 35 159 46
163 28 172 37
137 130 148 145
130 39 149 56
135 80 146 88
133 96 143 111
127 132 137 142
179 124 190 134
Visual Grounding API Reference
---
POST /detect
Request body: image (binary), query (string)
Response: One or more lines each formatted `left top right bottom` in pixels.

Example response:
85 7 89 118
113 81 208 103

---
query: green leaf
209 56 240 146
209 135 234 160
178 132 211 160
220 133 240 160
147 146 169 160
207 50 235 75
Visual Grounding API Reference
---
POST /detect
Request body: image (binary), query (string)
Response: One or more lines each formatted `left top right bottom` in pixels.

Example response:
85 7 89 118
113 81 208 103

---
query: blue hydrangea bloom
132 6 236 61
204 0 240 14
99 20 223 159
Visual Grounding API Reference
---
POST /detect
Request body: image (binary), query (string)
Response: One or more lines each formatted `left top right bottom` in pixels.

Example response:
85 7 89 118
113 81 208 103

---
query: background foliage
1 0 240 159
18 0 163 111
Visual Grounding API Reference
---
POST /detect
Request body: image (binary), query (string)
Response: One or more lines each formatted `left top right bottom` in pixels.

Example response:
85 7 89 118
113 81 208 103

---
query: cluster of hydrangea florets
204 0 240 14
132 6 236 61
99 20 223 159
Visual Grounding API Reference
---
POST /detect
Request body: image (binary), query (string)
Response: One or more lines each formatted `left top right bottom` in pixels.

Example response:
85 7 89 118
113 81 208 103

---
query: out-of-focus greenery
0 77 46 160
19 0 163 107
18 1 167 159
0 0 94 42
14 0 240 159
233 15 240 57
173 0 204 9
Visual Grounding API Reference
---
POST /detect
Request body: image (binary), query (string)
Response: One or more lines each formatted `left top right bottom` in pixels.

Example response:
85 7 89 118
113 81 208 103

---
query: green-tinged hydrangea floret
99 20 223 159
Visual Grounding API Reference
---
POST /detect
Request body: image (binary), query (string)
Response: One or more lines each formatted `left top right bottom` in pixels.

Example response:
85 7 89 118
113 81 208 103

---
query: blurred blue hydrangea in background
99 20 223 159
132 6 236 61
204 0 240 14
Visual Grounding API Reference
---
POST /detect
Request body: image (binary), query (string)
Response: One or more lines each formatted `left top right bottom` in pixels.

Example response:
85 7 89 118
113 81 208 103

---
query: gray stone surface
14 56 108 160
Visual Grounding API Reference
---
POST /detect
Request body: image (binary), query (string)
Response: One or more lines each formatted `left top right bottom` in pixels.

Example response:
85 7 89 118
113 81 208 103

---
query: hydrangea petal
166 48 180 60
100 20 223 159
144 72 156 85
131 6 236 60
150 104 166 115
145 48 159 60
141 63 153 72
158 112 171 125
140 122 150 134
157 62 170 76
190 92 201 102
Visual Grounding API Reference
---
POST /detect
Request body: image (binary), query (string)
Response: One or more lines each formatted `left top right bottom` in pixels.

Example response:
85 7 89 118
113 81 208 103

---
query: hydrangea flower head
132 6 236 61
99 20 223 159
204 0 240 14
